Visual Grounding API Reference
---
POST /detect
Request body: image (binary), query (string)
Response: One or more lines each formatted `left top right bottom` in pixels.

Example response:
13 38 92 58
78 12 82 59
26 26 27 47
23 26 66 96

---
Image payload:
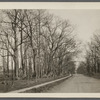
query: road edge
8 74 72 93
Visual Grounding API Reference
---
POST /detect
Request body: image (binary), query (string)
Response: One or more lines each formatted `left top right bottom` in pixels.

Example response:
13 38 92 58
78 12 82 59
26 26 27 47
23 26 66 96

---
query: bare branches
81 29 100 75
0 9 78 82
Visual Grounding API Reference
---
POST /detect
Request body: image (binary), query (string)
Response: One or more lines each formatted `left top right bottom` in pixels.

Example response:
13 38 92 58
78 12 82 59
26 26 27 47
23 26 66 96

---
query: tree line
77 30 100 76
0 9 78 85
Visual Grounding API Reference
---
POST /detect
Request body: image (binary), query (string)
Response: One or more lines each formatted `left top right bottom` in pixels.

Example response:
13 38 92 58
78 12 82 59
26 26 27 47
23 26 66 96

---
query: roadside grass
84 73 100 79
22 78 67 93
0 74 69 92
92 73 100 79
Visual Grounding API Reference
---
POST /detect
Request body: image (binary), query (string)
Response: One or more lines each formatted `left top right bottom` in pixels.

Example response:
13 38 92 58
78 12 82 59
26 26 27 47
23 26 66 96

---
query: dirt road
47 74 100 93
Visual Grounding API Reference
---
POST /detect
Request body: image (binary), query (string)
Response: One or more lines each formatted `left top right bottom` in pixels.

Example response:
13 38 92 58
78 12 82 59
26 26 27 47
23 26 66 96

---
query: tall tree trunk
11 57 14 85
14 35 19 79
38 11 41 78
33 50 36 77
7 42 9 77
20 21 24 75
14 53 19 79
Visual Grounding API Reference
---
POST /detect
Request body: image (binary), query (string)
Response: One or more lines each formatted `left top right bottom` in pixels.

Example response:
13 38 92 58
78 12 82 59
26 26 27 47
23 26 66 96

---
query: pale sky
49 10 100 65
49 10 100 43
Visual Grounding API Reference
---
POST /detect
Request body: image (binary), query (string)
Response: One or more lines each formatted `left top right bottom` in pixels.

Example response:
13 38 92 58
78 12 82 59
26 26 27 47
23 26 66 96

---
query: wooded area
0 9 78 92
77 30 100 77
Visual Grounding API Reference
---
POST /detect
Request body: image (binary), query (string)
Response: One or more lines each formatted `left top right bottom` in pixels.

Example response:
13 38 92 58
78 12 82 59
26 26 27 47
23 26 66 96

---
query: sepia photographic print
0 2 100 98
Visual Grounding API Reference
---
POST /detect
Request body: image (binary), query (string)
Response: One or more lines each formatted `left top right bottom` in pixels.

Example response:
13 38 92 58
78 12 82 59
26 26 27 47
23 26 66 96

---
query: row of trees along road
0 10 78 89
77 30 100 76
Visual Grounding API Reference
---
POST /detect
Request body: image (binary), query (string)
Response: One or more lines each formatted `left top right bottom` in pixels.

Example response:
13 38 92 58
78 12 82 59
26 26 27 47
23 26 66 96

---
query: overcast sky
49 10 100 44
49 10 100 64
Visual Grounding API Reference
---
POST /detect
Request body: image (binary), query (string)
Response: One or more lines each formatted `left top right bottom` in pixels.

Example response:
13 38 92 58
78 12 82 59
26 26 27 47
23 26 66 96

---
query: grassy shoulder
83 73 100 79
23 78 68 93
0 74 70 93
90 73 100 79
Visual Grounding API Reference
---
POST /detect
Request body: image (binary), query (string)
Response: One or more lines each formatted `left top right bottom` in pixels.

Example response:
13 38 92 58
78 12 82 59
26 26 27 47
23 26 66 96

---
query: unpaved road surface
46 74 100 93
